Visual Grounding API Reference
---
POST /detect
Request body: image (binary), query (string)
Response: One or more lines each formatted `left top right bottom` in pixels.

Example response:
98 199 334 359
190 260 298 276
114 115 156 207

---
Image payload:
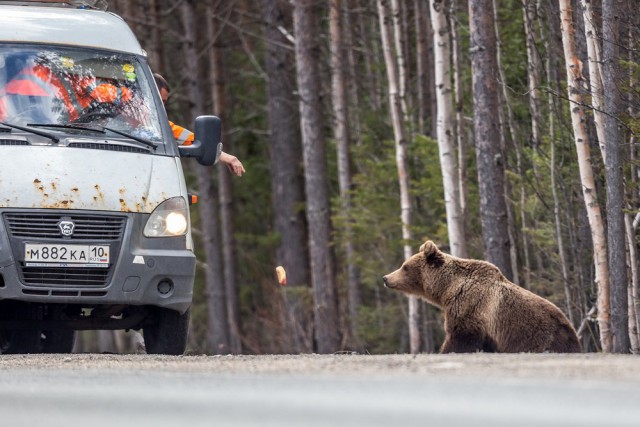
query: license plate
24 244 109 267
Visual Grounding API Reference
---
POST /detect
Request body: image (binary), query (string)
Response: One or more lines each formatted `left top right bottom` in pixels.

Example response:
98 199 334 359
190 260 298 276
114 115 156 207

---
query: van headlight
144 197 189 237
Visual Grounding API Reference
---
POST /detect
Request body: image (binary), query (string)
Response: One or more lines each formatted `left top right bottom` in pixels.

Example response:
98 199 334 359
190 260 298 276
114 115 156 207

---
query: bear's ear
420 240 438 255
421 240 445 267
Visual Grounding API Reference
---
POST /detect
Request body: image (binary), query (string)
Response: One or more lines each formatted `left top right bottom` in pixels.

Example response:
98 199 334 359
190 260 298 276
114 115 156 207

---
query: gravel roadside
0 353 638 383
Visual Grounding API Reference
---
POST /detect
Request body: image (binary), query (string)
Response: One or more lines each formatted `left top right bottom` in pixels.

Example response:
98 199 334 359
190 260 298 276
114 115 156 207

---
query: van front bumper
0 209 195 314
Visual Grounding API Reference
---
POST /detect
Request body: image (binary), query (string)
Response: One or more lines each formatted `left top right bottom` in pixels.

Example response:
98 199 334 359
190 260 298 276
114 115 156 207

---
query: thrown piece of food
275 266 287 286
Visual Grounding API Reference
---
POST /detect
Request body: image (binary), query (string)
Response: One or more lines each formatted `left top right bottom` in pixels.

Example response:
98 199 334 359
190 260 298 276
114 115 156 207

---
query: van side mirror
177 115 222 166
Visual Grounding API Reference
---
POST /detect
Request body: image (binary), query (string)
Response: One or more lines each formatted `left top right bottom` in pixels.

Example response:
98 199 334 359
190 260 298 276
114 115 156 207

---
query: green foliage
331 129 452 352
355 301 406 354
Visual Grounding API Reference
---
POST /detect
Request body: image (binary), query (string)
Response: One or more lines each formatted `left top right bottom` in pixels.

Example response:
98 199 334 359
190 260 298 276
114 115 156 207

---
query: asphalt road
0 353 639 427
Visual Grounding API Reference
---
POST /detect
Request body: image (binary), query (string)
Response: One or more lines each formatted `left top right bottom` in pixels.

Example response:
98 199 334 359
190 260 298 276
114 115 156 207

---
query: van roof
0 4 144 55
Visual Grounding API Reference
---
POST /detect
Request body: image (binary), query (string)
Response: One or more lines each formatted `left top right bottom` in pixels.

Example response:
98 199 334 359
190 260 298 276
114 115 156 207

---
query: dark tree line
101 0 640 355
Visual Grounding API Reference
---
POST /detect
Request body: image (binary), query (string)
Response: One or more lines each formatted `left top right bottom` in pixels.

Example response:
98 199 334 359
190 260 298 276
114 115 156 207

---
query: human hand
219 151 246 177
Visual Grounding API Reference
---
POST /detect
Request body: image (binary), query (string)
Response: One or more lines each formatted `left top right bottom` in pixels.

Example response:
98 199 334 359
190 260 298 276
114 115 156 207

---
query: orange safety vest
169 121 193 146
1 64 132 122
3 63 80 121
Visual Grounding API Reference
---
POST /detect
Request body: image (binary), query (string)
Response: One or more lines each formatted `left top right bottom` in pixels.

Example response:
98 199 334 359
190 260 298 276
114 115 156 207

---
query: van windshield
0 45 163 142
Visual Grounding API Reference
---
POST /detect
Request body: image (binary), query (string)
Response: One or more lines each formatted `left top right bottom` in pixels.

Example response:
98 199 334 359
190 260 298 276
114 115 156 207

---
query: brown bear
383 241 581 353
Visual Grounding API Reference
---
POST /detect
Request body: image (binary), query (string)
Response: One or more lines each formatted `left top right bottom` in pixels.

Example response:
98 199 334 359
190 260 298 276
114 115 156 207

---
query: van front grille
4 213 126 240
2 211 127 290
20 266 110 287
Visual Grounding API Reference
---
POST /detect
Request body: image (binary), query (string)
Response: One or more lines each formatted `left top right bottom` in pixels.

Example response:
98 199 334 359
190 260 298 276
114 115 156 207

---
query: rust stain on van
33 178 45 193
37 199 74 209
93 184 105 205
119 198 131 212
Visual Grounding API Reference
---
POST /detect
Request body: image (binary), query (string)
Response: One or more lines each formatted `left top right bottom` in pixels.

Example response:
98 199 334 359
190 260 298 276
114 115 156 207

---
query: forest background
81 0 640 355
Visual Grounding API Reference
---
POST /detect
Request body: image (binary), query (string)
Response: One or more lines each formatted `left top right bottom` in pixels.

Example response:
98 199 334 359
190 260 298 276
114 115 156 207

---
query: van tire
0 329 42 354
143 307 190 355
41 330 76 353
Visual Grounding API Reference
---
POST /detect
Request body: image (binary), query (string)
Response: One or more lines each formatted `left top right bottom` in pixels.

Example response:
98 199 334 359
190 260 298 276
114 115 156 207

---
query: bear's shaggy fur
383 241 581 353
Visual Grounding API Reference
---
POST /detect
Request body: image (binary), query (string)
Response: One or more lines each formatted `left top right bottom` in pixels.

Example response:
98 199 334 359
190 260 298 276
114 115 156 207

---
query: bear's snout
383 275 394 289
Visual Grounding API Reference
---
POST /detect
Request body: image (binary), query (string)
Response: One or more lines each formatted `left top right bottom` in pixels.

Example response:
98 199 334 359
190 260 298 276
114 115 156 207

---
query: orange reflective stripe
31 65 80 120
5 79 52 96
90 84 118 103
169 121 194 146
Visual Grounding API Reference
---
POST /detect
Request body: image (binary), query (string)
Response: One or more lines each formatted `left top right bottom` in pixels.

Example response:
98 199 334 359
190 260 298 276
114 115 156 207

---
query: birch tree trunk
415 0 428 135
468 0 513 280
628 19 640 352
207 2 242 354
450 0 467 219
293 0 340 353
390 0 409 124
601 0 629 353
625 214 640 352
430 0 466 258
378 0 419 354
330 0 360 344
559 0 611 352
263 0 313 353
581 0 607 161
180 0 230 355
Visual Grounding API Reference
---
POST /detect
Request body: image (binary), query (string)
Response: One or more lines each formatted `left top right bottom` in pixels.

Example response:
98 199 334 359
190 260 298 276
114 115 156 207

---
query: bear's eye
402 265 408 272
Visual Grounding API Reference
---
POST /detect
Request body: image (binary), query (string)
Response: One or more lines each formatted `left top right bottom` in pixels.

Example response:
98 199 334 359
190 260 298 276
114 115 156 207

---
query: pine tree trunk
542 28 576 324
207 2 242 354
378 0 419 354
344 1 363 146
491 0 521 286
468 0 513 280
293 0 340 353
330 0 360 345
430 0 466 258
180 0 230 354
148 0 164 72
602 0 629 353
263 0 313 353
559 0 611 352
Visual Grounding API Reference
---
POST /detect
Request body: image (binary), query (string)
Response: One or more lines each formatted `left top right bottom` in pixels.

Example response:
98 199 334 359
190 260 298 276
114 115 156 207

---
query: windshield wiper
0 121 60 143
28 123 106 134
102 127 158 151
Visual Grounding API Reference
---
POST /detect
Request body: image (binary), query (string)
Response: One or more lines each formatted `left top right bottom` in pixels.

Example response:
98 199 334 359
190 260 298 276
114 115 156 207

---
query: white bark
430 0 466 258
625 214 640 352
450 0 467 221
581 0 607 162
559 0 611 352
377 0 419 354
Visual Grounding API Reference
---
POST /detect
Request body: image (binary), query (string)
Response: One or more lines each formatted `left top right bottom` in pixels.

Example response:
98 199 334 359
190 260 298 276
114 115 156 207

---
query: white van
0 1 221 354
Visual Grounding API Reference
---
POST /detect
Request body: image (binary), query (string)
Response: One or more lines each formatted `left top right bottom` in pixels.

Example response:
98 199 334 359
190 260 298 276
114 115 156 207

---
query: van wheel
0 329 42 354
41 330 76 353
143 307 190 355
